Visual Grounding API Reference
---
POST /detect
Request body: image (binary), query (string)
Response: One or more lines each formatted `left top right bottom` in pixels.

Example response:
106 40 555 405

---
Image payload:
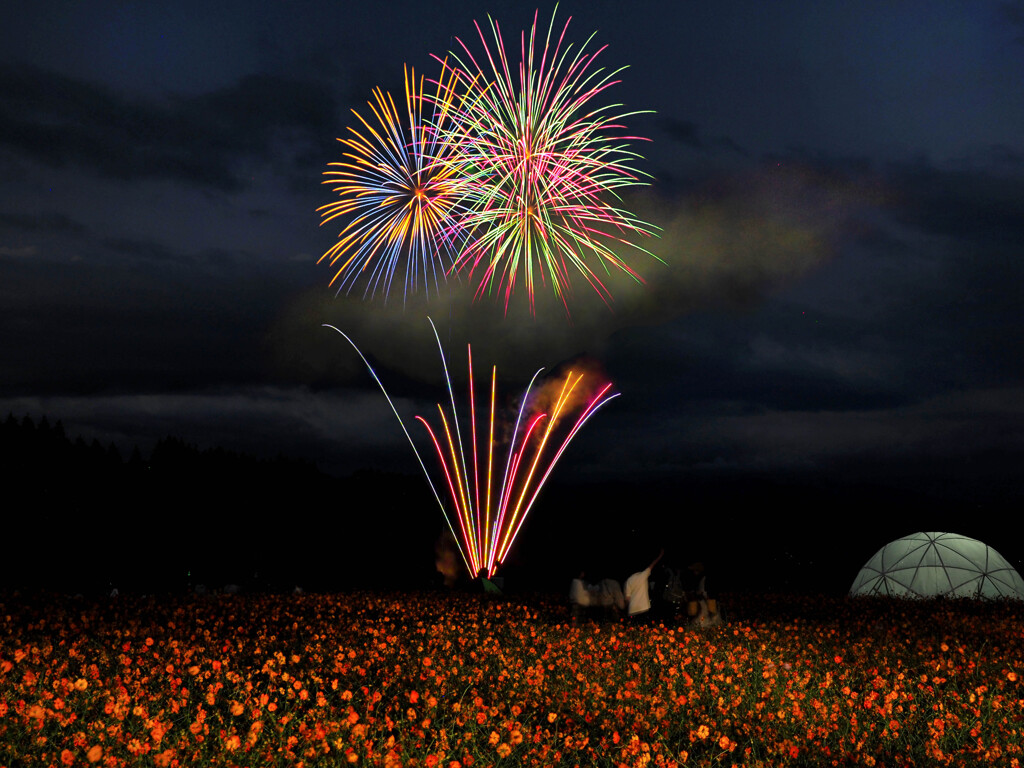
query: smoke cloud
268 163 873 387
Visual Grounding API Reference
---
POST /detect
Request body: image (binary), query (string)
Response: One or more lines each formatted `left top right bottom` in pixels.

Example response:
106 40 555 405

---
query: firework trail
324 321 619 577
435 6 659 314
318 63 466 302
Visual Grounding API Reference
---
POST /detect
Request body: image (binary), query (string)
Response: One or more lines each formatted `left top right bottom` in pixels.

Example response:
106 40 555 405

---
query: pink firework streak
433 7 659 314
325 320 619 577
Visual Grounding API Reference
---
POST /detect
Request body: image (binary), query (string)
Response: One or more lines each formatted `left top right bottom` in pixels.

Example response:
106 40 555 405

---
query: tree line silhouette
1 412 439 595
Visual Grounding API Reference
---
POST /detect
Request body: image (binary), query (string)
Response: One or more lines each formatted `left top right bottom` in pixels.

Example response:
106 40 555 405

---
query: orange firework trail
325 321 618 577
318 62 466 302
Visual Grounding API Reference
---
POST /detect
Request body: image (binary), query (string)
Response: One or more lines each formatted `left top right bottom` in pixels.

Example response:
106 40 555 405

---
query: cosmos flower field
1 591 1021 767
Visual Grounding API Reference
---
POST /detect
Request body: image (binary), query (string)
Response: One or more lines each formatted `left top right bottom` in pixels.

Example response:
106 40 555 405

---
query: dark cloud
0 63 336 190
661 118 703 149
659 118 749 156
884 160 1024 244
0 222 309 396
0 211 91 237
998 1 1024 43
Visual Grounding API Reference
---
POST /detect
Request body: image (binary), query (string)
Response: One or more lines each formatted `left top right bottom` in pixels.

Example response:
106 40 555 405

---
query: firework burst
317 9 657 312
318 63 465 302
325 321 618 577
436 7 658 313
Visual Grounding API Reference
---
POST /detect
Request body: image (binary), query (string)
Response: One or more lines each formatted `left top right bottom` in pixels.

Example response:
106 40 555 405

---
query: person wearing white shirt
624 548 664 619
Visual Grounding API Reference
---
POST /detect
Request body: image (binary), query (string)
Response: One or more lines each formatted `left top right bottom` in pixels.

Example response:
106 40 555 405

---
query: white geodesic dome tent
850 532 1024 599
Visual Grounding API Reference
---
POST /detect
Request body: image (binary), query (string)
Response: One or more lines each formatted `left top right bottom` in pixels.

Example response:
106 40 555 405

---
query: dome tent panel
850 532 1024 600
932 535 990 570
987 567 1024 596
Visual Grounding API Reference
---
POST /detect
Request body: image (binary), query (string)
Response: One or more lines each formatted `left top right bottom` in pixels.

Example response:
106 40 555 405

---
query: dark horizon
5 410 1022 601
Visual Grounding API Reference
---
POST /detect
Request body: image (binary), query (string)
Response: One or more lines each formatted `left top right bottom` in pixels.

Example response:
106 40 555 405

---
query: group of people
570 549 715 623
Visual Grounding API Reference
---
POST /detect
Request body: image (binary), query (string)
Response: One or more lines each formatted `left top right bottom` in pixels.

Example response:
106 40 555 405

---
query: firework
317 63 465 302
317 10 657 312
325 321 618 577
435 7 658 313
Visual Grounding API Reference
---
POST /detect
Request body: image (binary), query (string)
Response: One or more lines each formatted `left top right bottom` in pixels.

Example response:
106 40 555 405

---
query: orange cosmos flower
695 725 709 740
225 734 241 751
74 678 88 691
60 749 75 766
496 743 512 758
230 700 245 716
86 745 103 763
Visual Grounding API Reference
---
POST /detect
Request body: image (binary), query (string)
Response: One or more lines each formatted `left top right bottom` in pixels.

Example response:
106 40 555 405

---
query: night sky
3 2 1023 591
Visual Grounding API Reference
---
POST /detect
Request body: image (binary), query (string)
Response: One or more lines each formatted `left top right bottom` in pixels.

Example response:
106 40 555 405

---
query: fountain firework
325 320 618 576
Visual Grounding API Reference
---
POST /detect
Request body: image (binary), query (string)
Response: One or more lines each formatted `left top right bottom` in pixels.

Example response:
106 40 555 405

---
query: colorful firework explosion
325 321 618 577
318 9 657 312
438 7 658 313
317 63 465 302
